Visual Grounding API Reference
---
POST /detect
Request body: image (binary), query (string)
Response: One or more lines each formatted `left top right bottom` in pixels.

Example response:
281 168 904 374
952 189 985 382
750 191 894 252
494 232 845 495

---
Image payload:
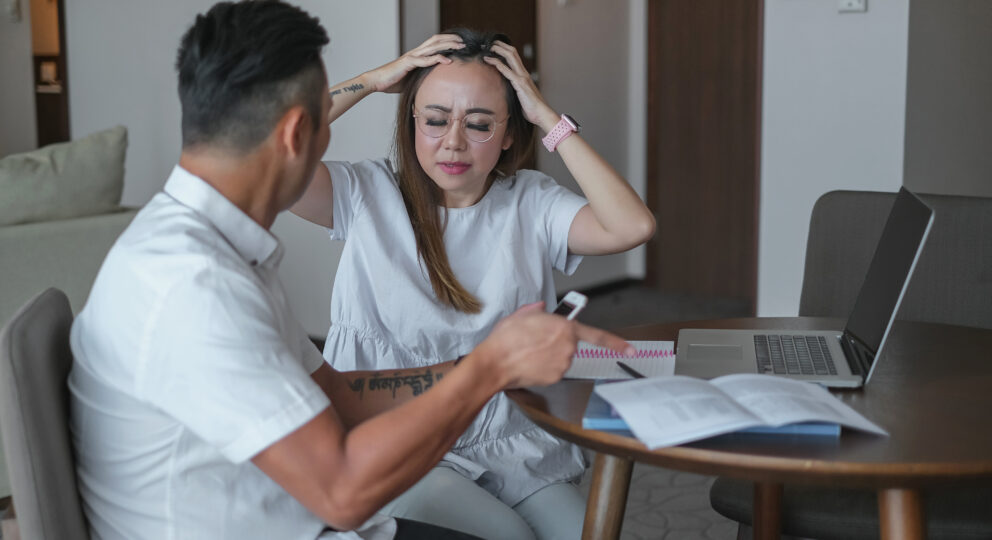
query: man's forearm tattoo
346 369 444 400
347 377 366 399
329 83 364 97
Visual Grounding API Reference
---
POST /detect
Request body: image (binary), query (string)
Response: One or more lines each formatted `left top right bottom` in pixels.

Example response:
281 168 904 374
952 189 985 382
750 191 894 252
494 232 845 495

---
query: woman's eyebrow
423 104 496 115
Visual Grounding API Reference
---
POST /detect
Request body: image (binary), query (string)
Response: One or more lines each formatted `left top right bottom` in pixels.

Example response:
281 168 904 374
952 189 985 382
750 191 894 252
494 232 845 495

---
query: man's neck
178 148 282 229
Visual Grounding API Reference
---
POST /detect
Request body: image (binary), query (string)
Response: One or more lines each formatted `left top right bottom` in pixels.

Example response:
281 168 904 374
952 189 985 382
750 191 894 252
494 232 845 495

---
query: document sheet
594 374 888 448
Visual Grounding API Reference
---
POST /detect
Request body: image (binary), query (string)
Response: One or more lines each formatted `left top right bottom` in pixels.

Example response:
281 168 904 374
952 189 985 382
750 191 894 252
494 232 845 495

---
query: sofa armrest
0 208 138 328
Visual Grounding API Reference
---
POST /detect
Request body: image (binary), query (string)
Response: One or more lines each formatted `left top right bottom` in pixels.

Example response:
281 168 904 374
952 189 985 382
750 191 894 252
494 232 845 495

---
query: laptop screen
844 187 934 358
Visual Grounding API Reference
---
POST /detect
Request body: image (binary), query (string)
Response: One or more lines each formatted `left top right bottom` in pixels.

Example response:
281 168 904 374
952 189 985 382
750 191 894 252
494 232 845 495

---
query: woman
292 29 655 540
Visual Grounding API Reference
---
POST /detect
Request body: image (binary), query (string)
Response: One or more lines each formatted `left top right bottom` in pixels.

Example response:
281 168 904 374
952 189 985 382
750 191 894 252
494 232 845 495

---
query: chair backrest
0 288 89 539
800 190 992 329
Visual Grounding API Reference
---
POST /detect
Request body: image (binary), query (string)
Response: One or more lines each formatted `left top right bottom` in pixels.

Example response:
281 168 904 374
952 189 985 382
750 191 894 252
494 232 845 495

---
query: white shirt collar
162 165 282 268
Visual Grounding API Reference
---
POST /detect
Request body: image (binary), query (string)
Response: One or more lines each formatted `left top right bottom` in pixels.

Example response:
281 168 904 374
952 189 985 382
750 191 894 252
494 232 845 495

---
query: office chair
0 288 89 539
709 190 992 539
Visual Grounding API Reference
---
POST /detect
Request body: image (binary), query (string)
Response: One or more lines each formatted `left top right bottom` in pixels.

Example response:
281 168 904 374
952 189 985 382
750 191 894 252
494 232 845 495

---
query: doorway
645 0 763 315
31 0 70 147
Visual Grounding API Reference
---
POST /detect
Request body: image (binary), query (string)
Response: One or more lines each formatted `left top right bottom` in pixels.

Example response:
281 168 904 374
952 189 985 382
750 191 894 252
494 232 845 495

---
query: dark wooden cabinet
33 54 70 147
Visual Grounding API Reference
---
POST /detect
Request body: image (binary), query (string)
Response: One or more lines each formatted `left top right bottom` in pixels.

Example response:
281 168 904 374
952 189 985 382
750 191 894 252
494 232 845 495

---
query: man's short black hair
176 0 329 152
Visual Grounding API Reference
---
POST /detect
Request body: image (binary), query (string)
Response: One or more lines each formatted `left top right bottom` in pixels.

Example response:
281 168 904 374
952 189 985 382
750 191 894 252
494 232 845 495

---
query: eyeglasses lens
415 111 497 143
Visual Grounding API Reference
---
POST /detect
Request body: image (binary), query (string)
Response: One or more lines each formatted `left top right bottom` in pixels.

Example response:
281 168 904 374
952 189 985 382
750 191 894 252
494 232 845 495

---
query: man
68 2 632 539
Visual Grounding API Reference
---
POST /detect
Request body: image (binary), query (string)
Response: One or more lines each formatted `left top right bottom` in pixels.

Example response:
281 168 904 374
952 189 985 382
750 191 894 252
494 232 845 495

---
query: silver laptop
675 187 934 388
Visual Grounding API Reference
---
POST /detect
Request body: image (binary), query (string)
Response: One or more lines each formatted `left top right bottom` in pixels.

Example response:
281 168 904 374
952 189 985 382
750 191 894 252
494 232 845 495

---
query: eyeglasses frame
411 107 509 144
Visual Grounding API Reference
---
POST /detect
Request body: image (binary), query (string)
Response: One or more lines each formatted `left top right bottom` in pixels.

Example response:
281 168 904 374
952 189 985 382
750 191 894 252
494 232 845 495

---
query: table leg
582 452 633 540
878 488 925 540
752 481 782 540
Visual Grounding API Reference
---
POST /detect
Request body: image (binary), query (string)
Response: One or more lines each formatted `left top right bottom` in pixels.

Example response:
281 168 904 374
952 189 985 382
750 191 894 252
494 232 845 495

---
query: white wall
903 0 992 198
401 0 438 52
537 0 642 292
625 0 647 280
0 0 38 156
757 0 910 316
65 0 399 336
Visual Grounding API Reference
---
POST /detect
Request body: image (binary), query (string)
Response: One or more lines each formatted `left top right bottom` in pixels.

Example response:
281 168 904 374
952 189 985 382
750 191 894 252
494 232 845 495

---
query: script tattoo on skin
347 369 444 400
329 83 364 97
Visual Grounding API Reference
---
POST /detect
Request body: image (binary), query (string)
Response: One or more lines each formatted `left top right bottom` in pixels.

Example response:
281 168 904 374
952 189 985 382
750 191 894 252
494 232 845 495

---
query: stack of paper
591 374 888 448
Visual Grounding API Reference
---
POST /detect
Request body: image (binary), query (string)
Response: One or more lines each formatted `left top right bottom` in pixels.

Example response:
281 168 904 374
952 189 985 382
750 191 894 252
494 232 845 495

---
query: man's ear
278 105 311 159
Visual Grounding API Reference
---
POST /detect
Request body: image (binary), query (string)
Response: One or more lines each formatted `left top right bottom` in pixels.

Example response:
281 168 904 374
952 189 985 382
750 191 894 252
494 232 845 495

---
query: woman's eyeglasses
412 108 507 143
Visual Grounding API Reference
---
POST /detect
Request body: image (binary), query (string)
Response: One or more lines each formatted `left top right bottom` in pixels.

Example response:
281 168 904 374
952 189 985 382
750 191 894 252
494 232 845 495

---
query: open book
593 374 888 449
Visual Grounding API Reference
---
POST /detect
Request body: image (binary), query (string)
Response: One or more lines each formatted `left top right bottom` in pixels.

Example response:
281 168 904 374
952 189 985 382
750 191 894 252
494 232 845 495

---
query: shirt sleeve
520 171 588 275
136 264 331 463
326 159 394 241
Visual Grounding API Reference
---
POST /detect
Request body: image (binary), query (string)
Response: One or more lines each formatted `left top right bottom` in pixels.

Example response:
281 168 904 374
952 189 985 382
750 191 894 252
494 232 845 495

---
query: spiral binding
575 346 674 359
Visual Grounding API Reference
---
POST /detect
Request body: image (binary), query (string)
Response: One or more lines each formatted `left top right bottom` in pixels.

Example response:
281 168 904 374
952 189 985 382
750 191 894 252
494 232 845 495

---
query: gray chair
0 288 89 539
709 190 992 539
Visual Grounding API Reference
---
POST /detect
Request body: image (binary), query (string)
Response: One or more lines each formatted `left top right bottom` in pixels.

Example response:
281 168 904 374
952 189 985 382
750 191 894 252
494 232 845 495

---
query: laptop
675 187 934 388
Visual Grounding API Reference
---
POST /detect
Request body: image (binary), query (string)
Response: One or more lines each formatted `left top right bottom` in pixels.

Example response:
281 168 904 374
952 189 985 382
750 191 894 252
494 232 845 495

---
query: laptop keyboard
754 335 837 375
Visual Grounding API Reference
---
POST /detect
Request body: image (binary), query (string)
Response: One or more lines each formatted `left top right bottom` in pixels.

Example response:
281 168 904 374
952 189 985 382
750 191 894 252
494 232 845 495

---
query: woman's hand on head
483 41 559 132
366 34 465 94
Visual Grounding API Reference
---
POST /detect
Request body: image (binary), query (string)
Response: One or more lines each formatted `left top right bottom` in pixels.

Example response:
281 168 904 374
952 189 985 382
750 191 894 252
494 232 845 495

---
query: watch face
562 114 581 132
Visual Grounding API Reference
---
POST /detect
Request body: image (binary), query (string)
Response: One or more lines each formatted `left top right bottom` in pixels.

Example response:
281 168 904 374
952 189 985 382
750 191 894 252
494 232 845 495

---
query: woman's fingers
374 34 463 93
409 54 453 68
483 55 528 90
489 41 528 74
411 34 464 58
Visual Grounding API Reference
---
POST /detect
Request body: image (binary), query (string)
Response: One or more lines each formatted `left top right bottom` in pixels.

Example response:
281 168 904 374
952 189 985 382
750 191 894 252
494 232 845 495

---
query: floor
573 282 751 539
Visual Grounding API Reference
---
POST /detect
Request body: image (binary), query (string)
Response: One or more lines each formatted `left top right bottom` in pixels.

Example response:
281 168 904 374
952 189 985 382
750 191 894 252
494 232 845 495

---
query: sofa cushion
0 125 127 226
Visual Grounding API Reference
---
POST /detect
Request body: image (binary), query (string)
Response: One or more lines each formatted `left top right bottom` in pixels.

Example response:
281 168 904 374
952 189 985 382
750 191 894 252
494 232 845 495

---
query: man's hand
469 303 635 389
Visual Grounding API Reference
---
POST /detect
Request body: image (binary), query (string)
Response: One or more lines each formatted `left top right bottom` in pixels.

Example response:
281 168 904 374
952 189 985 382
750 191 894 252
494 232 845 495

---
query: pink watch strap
542 115 578 152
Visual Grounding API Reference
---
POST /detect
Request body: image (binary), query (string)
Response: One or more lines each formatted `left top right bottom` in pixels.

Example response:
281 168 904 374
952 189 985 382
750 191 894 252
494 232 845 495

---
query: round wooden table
506 317 992 540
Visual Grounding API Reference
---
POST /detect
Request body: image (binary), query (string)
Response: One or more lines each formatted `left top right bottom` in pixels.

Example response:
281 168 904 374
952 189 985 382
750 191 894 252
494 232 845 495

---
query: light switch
5 0 23 22
838 0 867 13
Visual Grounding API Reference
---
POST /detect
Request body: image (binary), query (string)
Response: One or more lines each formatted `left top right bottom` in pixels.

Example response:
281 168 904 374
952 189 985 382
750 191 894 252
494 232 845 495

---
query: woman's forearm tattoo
330 83 364 97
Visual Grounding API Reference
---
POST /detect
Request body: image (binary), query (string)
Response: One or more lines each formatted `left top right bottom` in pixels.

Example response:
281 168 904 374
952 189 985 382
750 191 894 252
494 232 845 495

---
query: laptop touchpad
688 344 743 362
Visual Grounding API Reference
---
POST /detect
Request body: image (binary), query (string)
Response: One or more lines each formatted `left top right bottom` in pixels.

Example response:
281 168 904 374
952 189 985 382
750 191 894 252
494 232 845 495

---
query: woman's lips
438 162 470 175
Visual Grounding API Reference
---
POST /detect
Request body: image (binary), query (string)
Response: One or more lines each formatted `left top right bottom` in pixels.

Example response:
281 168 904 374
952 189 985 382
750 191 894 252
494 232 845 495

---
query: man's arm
252 308 632 531
309 361 455 429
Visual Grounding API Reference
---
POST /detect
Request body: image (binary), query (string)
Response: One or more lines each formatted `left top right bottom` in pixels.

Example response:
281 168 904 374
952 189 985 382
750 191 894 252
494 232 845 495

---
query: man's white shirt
69 166 395 540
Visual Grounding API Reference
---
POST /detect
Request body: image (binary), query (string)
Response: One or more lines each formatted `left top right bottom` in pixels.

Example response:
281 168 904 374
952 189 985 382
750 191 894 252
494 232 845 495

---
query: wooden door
439 0 537 74
646 0 762 314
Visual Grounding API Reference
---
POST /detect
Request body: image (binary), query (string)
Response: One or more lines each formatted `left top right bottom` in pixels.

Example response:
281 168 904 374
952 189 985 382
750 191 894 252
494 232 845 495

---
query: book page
565 340 675 379
711 374 888 436
594 376 762 448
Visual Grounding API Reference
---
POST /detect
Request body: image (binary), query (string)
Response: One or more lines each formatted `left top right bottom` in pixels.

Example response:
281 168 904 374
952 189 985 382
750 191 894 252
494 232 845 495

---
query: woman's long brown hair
392 28 535 313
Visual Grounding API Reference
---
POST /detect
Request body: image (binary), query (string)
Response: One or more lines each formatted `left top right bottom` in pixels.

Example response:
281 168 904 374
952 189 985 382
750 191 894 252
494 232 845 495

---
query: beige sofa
0 126 137 498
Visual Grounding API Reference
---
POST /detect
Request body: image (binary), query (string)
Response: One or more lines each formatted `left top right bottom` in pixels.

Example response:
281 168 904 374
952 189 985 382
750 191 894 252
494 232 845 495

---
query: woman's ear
501 132 513 151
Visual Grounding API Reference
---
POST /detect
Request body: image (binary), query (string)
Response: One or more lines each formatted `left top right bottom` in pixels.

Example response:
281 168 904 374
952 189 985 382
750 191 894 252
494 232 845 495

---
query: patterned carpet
572 283 752 539
576 463 738 540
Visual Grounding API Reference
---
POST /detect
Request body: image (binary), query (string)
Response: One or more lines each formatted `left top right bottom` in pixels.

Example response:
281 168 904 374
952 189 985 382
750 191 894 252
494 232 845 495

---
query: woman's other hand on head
483 41 558 131
367 34 465 94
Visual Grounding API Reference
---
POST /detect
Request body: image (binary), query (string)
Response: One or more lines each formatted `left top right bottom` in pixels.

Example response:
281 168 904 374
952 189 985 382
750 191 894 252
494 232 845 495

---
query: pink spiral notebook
564 340 675 379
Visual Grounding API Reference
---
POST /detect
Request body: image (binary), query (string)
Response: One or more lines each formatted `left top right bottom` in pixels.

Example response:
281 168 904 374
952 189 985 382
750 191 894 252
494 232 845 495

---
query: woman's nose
442 121 467 150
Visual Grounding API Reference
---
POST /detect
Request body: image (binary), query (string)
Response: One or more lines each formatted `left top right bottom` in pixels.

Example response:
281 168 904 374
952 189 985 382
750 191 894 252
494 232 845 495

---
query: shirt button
250 259 258 266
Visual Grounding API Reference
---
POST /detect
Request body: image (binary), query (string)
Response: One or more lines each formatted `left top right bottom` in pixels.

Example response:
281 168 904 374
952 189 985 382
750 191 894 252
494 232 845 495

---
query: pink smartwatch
542 114 581 152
